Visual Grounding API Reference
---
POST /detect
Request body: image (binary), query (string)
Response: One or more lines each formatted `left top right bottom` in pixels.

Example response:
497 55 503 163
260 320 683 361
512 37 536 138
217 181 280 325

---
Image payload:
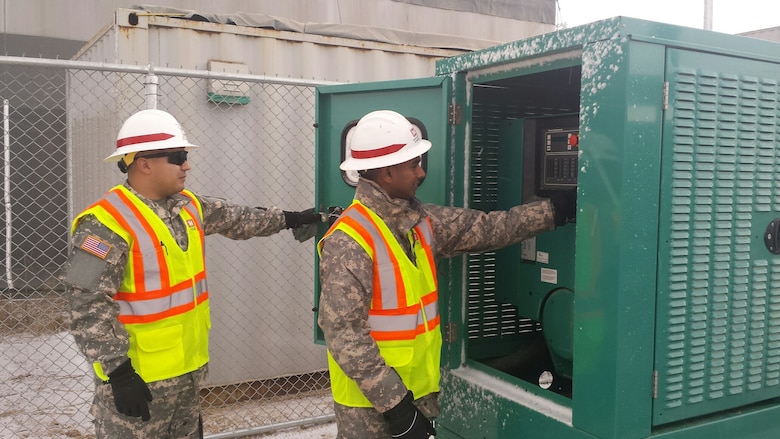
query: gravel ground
241 421 337 438
202 388 336 438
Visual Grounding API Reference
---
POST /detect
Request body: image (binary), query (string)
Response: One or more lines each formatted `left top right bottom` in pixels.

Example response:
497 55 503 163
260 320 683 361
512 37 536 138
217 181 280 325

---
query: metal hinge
443 322 458 343
448 104 462 125
652 370 658 399
662 81 669 111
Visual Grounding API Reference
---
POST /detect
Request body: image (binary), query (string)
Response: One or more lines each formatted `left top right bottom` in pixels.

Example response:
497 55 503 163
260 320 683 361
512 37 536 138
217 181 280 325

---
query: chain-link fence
0 56 337 438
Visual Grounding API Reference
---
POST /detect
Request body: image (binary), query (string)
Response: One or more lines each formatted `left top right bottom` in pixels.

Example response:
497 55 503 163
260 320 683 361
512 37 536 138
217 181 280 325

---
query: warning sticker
540 267 558 284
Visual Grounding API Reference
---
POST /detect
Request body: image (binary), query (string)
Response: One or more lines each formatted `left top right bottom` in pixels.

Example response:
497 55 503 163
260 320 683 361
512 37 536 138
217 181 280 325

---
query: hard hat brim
339 139 432 171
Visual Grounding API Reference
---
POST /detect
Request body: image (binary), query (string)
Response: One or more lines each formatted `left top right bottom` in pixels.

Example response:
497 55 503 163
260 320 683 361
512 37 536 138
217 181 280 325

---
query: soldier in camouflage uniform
61 109 321 439
317 110 575 439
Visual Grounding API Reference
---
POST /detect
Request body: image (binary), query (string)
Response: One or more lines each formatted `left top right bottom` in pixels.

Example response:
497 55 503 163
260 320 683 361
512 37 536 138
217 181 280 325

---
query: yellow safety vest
73 185 210 383
318 200 441 407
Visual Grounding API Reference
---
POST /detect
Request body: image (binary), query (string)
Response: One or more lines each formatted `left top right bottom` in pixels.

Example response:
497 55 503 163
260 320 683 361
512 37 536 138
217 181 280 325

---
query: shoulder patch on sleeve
79 235 113 260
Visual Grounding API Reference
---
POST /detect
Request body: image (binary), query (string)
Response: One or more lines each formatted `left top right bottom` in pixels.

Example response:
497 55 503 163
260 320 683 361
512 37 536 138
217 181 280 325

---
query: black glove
548 189 577 227
283 208 322 229
383 391 436 438
108 359 153 421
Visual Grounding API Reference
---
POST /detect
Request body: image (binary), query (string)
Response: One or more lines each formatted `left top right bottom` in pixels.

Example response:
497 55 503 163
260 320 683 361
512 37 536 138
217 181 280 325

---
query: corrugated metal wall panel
143 25 454 82
99 13 467 83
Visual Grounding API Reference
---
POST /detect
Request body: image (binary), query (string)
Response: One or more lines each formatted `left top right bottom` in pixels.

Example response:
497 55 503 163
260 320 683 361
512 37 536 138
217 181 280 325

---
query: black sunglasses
137 150 189 166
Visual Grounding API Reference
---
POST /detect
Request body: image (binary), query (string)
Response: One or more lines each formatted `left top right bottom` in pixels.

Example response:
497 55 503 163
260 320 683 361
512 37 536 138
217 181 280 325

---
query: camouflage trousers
91 369 205 439
334 392 440 439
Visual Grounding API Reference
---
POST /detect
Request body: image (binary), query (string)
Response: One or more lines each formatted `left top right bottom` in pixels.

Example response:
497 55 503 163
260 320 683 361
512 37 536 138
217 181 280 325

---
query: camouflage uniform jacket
317 178 555 413
62 181 287 392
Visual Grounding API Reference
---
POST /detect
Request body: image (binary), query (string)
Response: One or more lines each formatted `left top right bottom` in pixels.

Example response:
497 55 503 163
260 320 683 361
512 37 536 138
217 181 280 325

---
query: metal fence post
2 99 11 292
145 68 159 110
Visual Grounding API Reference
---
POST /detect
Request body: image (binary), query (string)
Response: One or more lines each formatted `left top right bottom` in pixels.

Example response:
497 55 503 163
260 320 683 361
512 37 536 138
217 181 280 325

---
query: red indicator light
568 133 579 148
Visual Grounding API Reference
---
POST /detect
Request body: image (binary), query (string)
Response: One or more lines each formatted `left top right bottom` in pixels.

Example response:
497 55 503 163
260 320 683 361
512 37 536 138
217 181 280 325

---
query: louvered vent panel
655 63 780 425
466 101 541 342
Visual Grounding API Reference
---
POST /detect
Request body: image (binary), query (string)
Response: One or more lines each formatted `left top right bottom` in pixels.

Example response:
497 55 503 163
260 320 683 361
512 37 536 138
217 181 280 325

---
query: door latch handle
764 218 780 254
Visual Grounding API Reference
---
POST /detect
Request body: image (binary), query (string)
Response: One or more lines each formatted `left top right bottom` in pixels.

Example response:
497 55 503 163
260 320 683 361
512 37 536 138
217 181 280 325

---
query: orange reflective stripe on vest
182 203 206 253
369 292 440 341
115 276 209 324
320 202 439 331
339 203 407 309
318 200 442 407
74 186 211 383
100 189 207 324
99 188 165 292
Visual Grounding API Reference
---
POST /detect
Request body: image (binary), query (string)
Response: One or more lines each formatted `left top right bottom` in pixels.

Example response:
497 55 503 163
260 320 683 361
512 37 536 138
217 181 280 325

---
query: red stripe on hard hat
351 143 405 159
116 133 175 149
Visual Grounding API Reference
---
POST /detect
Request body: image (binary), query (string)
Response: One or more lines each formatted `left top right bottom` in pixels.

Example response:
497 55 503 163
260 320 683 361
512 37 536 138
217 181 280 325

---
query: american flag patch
80 235 112 259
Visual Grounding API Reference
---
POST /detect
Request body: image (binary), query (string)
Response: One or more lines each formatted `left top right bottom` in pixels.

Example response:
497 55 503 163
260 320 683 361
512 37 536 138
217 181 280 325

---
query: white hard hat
340 110 432 171
105 109 199 162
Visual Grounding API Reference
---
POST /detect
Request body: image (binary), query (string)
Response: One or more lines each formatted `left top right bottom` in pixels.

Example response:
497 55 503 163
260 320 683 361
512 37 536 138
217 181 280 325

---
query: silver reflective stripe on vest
368 312 418 332
422 299 439 323
117 278 207 317
343 208 400 309
104 190 162 291
368 300 439 332
182 202 204 230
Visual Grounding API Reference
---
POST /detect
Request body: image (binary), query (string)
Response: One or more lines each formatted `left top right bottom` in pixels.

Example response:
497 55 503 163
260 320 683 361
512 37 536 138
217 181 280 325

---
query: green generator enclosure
313 17 780 439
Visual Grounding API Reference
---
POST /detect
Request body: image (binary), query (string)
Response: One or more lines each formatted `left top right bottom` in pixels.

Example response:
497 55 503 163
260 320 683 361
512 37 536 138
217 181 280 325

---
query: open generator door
312 76 453 343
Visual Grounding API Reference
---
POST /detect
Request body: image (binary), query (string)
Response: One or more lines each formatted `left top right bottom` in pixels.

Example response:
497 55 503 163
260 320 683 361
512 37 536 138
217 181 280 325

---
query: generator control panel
540 128 579 190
